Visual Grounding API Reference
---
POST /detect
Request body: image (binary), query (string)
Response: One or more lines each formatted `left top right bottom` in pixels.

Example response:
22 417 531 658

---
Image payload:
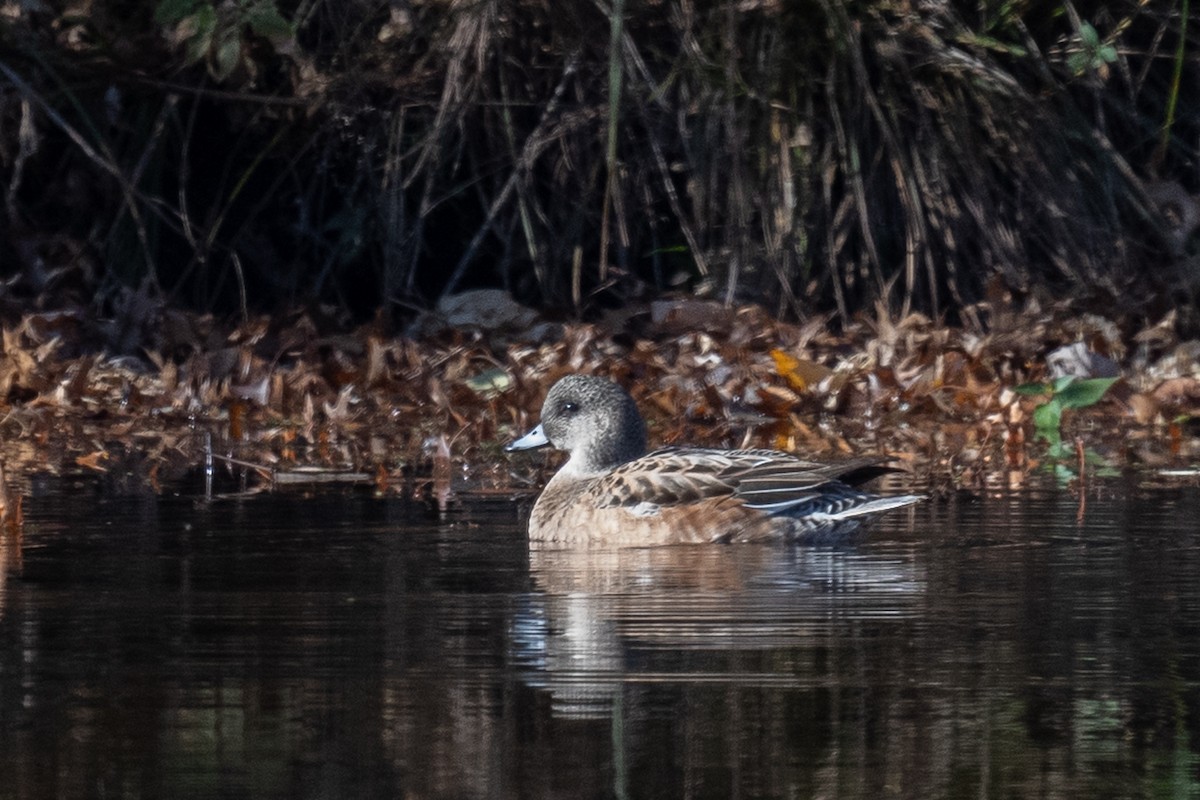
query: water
1 480 1199 799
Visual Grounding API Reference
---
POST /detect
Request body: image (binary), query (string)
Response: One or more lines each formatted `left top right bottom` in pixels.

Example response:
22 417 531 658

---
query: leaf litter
0 292 1197 516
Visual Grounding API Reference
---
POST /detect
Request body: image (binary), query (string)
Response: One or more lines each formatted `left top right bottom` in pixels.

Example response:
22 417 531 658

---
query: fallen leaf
771 349 833 392
75 450 109 472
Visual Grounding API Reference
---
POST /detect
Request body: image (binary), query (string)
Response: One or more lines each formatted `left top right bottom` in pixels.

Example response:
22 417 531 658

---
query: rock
413 289 555 341
1046 342 1120 380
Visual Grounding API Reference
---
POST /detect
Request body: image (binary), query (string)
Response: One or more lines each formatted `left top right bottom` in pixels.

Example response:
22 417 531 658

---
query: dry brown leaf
1152 377 1200 411
365 335 390 387
1128 393 1159 425
75 450 109 472
752 384 802 418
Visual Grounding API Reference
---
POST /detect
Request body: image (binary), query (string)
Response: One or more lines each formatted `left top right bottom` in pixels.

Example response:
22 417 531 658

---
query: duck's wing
597 448 900 515
594 448 740 509
723 453 901 513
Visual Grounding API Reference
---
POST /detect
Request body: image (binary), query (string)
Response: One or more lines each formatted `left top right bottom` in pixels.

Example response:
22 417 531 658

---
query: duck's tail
812 493 924 522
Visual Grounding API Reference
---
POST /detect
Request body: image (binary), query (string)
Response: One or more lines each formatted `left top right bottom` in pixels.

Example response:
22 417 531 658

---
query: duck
506 374 922 545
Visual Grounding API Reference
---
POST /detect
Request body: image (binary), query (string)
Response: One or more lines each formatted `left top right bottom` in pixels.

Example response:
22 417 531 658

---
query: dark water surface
1 481 1200 799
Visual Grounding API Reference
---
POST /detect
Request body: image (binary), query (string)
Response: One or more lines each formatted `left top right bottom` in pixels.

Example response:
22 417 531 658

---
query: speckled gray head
506 375 648 474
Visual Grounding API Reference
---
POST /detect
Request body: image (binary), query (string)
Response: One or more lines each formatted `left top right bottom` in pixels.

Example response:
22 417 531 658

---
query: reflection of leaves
1048 444 1118 485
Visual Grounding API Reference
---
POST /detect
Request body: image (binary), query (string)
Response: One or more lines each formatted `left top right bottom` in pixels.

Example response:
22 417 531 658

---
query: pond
1 478 1199 799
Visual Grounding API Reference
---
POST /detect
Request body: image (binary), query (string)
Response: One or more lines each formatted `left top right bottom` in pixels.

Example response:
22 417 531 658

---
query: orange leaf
229 399 246 441
770 349 833 393
75 451 109 472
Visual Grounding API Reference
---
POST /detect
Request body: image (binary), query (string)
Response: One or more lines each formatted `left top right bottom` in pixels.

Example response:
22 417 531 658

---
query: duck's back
527 448 920 546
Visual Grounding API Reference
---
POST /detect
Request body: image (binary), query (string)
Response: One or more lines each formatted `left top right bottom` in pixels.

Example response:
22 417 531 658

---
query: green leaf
1051 376 1076 393
464 369 513 398
1012 382 1049 396
1049 438 1075 459
1099 44 1118 64
155 0 201 25
213 25 242 80
181 7 217 65
1055 377 1117 409
245 3 294 44
1079 22 1099 48
1052 463 1077 484
1033 398 1063 445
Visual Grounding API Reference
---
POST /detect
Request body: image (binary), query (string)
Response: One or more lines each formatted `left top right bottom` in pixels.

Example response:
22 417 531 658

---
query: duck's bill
506 423 549 452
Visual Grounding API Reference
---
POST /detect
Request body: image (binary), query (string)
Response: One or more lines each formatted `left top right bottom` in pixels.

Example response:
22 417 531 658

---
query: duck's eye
559 401 579 415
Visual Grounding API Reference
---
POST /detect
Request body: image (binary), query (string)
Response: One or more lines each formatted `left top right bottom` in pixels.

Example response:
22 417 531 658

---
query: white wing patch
626 502 662 518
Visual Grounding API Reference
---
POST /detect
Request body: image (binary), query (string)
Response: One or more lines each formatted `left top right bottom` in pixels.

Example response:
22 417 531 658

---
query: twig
204 432 213 501
0 58 161 283
613 5 712 280
0 59 187 248
598 0 626 283
0 59 118 181
207 451 271 472
4 99 36 220
440 50 582 300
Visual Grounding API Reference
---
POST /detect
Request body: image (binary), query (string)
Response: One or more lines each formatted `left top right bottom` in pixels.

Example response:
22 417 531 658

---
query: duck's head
506 375 648 474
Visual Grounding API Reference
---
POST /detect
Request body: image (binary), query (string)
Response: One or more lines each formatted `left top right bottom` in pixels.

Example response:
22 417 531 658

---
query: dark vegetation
0 0 1197 501
3 0 1197 322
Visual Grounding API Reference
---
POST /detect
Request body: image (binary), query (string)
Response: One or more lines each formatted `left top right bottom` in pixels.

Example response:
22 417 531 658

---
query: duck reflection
513 541 926 718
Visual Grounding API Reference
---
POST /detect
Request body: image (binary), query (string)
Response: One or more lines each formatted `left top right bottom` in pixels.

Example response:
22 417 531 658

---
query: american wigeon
507 375 922 545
